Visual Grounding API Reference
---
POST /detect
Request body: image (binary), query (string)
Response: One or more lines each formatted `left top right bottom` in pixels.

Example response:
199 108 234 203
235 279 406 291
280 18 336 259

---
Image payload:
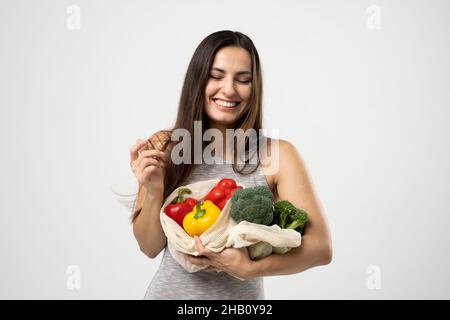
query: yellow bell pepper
183 200 221 237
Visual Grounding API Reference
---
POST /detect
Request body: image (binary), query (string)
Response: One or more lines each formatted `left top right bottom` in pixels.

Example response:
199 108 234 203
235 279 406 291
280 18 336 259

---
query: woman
129 30 332 299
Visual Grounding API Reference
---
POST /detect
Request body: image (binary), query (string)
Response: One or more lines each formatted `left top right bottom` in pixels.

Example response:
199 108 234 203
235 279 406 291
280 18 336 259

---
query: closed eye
210 75 251 84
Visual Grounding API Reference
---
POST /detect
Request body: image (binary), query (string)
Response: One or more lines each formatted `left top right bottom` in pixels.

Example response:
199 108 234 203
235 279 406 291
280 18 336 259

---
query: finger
187 255 210 267
159 150 171 162
137 159 165 175
143 166 158 175
137 142 149 155
194 236 214 258
140 149 167 160
141 152 170 171
129 139 149 162
131 149 166 168
135 158 165 175
203 266 221 273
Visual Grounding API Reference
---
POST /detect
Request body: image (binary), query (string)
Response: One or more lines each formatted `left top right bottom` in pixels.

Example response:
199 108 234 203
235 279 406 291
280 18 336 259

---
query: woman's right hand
130 138 169 195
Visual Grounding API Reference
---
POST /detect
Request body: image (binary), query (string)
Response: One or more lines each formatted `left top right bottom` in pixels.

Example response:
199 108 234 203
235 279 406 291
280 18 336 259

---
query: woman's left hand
187 236 255 280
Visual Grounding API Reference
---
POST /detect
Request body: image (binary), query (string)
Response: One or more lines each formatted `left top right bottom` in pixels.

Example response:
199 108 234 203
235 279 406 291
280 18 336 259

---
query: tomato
205 178 239 209
217 186 243 210
217 178 237 193
204 186 227 204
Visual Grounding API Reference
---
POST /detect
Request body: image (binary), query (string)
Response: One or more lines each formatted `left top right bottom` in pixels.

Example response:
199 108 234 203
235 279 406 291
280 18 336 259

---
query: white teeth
214 99 238 107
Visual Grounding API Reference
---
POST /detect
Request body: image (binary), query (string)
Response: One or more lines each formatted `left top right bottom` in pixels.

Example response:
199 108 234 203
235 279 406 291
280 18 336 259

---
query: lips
212 98 241 109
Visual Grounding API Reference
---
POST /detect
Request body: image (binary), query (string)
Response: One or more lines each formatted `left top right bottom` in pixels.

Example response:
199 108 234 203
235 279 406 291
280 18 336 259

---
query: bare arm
251 139 332 277
129 136 171 259
132 185 167 259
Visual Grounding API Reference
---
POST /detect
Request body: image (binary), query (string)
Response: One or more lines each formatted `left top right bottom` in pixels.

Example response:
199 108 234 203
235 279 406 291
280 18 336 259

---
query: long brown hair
130 30 264 222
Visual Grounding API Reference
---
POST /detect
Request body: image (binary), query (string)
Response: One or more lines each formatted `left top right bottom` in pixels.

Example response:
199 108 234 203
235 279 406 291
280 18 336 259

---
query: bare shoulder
259 138 299 192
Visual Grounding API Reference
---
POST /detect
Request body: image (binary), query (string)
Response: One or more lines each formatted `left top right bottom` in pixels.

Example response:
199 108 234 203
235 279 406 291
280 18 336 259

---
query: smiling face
204 46 253 128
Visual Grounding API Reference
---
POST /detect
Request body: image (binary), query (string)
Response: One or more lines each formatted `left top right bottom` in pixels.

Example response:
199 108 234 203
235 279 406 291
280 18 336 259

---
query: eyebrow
210 67 252 76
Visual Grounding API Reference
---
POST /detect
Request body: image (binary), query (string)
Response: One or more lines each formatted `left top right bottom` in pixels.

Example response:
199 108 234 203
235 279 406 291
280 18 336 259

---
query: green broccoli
273 200 309 234
230 186 274 225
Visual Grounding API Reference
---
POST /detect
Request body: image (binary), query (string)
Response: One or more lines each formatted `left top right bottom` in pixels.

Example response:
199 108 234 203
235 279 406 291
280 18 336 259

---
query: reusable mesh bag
160 179 303 274
160 179 239 272
226 221 302 260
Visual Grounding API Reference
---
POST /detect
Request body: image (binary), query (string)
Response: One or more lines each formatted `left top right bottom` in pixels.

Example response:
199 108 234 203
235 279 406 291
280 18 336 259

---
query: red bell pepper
163 188 198 227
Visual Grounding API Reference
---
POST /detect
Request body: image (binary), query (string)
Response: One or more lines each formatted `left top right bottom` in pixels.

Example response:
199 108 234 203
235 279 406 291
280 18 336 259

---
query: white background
1 0 449 299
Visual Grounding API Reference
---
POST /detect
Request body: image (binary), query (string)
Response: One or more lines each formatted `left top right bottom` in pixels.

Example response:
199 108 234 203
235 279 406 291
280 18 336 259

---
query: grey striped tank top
144 160 269 300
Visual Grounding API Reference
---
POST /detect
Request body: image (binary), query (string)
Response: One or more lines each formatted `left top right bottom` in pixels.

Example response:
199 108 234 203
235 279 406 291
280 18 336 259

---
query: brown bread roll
147 130 172 152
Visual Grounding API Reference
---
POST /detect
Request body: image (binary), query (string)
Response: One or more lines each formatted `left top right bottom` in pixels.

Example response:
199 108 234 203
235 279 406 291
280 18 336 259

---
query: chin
206 109 241 126
205 102 246 127
208 114 238 126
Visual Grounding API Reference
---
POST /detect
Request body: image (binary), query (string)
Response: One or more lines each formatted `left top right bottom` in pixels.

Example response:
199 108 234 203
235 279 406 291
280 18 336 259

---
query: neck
208 122 234 162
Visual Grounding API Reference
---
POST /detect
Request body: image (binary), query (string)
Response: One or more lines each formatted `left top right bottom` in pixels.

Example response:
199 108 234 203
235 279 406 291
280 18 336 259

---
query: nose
221 76 237 98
